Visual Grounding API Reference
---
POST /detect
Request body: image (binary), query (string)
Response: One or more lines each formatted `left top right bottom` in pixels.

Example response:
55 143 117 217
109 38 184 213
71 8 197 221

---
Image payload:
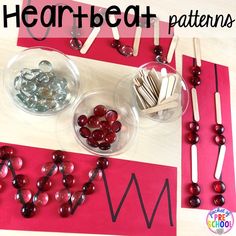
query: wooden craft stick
149 68 161 91
215 145 226 180
166 75 176 98
109 15 120 40
191 88 200 122
133 85 147 109
141 101 178 114
191 144 198 183
160 93 178 105
215 92 222 124
133 26 142 56
80 27 101 54
193 38 202 67
167 35 179 63
158 68 168 104
154 18 159 46
137 86 156 107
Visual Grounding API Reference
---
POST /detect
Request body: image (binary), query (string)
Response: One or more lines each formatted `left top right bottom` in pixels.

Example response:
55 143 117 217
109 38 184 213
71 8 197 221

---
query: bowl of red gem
73 90 139 156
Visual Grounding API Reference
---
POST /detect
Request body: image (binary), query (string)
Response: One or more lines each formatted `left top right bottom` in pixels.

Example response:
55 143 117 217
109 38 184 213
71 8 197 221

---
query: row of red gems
187 65 202 208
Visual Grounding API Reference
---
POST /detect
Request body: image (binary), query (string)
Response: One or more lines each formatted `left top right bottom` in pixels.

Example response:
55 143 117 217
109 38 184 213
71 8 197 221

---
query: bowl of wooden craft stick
130 62 189 123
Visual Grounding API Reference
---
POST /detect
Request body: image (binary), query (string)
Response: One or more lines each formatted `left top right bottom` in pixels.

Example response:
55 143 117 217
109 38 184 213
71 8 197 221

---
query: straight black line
214 64 219 92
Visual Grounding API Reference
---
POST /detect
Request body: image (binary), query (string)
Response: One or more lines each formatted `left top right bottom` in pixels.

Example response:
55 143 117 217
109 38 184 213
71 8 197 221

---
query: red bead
100 121 111 129
58 202 71 217
154 45 163 56
86 137 99 147
99 142 111 150
213 181 226 193
213 195 225 206
105 110 118 123
36 176 52 192
190 76 201 86
94 105 107 117
52 150 65 164
88 116 100 128
82 182 95 195
111 39 121 48
21 202 37 218
111 121 122 133
215 135 226 145
62 174 75 188
214 124 225 134
97 157 109 169
92 129 104 141
77 115 88 127
189 195 201 208
192 66 201 76
12 174 28 189
104 132 117 144
189 121 200 132
187 132 200 144
0 146 15 159
189 183 201 195
79 127 91 138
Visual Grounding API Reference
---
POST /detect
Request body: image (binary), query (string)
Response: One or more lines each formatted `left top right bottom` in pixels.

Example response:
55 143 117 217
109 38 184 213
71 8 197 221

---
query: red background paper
181 55 236 211
17 0 175 68
0 142 177 236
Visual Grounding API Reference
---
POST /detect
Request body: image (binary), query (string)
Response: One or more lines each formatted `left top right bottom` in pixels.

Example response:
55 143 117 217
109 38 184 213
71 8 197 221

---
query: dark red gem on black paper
96 157 109 169
187 132 200 144
111 40 121 48
214 124 225 135
192 66 201 76
213 181 226 194
36 176 52 192
189 183 201 195
190 76 201 86
63 174 75 188
189 121 200 132
21 202 37 218
12 174 28 189
214 135 226 145
52 150 65 164
154 45 163 56
82 182 95 195
213 195 225 206
189 195 201 208
58 202 72 217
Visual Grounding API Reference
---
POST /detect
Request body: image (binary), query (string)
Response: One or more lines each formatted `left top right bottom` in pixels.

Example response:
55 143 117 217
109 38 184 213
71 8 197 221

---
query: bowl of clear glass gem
73 90 139 156
4 47 80 115
116 61 189 123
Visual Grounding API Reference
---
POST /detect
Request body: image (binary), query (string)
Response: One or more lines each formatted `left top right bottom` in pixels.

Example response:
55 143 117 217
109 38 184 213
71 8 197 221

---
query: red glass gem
192 66 201 76
86 137 99 147
111 39 121 48
59 161 74 175
214 135 226 145
104 132 117 144
62 174 75 188
189 195 201 208
77 115 88 127
111 121 122 133
97 157 109 169
189 121 200 132
190 76 201 86
154 45 163 56
82 182 95 195
58 202 72 217
99 142 111 150
33 192 49 206
213 195 225 206
79 127 91 138
105 110 118 123
213 181 226 193
92 129 104 141
189 183 201 195
100 121 111 129
21 202 37 218
187 132 200 144
88 116 100 128
94 105 107 117
118 45 133 57
1 146 15 157
12 174 29 189
36 176 52 192
214 124 225 134
15 189 32 203
70 38 83 50
52 150 65 164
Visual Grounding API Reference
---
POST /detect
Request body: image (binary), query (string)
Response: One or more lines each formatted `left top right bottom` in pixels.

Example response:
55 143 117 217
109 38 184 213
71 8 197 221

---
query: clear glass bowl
3 46 80 115
73 90 139 156
115 61 189 123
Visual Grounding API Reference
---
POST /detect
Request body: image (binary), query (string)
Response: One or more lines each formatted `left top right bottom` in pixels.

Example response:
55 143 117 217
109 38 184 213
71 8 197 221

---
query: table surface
0 0 236 235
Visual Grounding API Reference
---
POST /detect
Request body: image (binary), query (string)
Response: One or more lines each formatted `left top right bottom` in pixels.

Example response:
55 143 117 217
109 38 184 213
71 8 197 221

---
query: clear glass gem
15 189 32 203
41 162 58 176
9 156 23 170
55 189 71 203
33 192 49 206
118 45 133 57
70 38 83 50
88 168 103 181
59 161 74 175
0 164 8 178
71 191 86 209
38 60 53 73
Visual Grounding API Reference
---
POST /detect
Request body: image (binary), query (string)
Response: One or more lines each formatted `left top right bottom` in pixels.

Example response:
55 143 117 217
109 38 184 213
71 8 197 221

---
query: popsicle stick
215 145 226 180
154 18 159 46
166 75 176 98
215 92 222 124
133 86 147 110
158 68 168 104
193 38 201 67
191 144 198 183
149 68 161 90
109 15 120 40
80 27 101 54
137 86 156 107
160 93 178 105
191 88 200 122
167 35 179 63
133 26 142 56
141 101 178 114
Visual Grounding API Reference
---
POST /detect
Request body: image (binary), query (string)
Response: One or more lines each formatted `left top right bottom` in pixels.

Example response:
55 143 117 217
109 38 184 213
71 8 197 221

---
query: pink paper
181 55 236 211
0 142 177 235
17 0 175 68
